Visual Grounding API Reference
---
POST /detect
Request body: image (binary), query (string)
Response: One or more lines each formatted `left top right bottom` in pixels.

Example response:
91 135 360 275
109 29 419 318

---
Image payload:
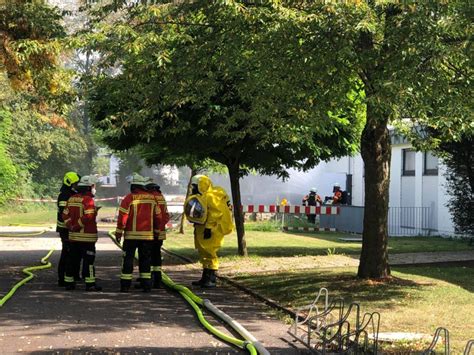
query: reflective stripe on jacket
116 189 163 241
56 185 74 232
151 190 170 240
62 192 98 243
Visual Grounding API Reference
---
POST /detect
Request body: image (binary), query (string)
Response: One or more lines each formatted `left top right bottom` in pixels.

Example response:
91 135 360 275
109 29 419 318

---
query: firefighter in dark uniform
62 175 102 291
302 187 322 224
146 182 169 289
56 171 80 286
115 173 164 293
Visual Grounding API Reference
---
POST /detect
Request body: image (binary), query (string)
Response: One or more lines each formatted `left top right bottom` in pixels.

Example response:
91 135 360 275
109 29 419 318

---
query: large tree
283 1 472 278
85 1 362 256
0 1 92 198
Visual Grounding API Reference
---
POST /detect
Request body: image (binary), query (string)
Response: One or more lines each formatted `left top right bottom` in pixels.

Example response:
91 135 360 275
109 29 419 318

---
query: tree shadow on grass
233 269 429 311
392 262 474 293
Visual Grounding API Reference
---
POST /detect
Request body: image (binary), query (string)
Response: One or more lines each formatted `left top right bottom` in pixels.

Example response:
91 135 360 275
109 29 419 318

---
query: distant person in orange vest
331 183 348 205
302 188 322 223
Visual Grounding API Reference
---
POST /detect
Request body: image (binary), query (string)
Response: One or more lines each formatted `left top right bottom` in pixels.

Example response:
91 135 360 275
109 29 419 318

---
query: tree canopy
0 1 93 200
81 0 471 275
85 1 363 255
285 1 472 278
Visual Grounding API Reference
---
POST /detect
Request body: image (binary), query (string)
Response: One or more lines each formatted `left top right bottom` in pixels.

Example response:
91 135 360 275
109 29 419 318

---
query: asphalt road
0 231 308 354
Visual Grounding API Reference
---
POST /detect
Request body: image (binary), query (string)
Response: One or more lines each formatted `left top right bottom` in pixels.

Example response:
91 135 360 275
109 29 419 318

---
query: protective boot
134 278 143 289
86 284 102 292
141 278 152 293
120 279 131 293
152 271 162 289
201 269 216 288
192 269 207 286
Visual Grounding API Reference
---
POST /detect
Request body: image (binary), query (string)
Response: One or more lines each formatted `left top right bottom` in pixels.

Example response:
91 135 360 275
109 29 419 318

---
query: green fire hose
0 249 54 307
0 230 47 237
107 231 265 355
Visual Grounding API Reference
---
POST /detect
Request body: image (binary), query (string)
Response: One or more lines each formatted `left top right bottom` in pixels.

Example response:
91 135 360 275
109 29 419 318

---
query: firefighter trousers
121 239 152 289
64 242 97 287
58 231 70 283
151 239 163 273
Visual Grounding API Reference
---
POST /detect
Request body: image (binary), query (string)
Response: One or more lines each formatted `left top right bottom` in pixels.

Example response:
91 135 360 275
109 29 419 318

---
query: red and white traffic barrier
242 205 339 215
283 226 337 232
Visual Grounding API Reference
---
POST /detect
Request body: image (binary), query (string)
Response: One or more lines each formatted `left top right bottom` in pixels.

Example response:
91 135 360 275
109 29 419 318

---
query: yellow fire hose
107 231 260 355
0 230 47 237
0 249 54 307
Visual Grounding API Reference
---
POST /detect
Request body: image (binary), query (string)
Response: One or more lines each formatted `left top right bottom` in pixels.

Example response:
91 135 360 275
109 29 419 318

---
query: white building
211 135 455 236
319 134 455 235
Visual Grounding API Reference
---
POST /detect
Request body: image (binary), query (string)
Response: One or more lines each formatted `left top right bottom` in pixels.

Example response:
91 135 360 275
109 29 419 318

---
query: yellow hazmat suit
184 175 233 272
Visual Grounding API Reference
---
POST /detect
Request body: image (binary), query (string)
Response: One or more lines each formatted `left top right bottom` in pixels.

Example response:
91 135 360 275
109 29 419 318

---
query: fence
319 206 434 237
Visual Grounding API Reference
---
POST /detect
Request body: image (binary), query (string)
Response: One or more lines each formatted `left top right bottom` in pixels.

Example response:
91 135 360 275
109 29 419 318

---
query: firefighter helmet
77 175 98 187
63 172 80 187
126 173 149 186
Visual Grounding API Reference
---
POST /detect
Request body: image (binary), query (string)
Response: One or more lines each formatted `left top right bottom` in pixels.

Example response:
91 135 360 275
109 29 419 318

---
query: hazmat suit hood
191 175 212 194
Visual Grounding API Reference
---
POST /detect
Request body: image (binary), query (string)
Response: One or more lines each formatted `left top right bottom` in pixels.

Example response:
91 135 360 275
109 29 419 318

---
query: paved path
389 250 474 265
0 232 308 354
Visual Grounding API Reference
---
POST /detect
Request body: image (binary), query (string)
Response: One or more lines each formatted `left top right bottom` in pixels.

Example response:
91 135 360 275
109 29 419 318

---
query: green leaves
86 0 362 178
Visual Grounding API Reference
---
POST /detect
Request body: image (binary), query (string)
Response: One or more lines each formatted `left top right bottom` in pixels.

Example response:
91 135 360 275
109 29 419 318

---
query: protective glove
203 228 212 239
115 231 123 244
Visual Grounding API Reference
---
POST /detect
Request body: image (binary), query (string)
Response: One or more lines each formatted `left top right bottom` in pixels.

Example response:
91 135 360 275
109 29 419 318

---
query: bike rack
423 327 450 355
464 339 474 355
288 288 380 354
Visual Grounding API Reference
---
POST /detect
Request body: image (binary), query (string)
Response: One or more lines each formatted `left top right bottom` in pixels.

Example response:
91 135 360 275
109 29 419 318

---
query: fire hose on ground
0 249 54 307
0 230 48 237
107 230 269 355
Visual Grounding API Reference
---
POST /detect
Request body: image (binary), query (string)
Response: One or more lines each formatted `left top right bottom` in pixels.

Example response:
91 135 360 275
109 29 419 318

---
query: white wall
437 164 455 234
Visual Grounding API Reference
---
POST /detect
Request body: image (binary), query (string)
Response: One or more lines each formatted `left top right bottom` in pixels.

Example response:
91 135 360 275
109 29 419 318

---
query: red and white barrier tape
15 197 121 203
283 226 337 232
242 205 340 215
13 198 339 215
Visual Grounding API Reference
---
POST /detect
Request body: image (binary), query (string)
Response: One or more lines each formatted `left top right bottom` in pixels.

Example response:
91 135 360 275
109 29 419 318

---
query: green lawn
0 205 117 226
232 265 474 353
165 226 473 262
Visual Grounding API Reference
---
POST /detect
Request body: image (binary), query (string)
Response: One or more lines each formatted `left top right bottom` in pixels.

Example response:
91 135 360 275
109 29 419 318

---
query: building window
424 151 438 175
402 149 415 176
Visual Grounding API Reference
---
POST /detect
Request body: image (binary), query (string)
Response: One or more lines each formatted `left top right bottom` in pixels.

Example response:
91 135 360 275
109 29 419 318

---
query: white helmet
77 175 98 187
310 187 317 193
126 173 149 186
333 182 340 188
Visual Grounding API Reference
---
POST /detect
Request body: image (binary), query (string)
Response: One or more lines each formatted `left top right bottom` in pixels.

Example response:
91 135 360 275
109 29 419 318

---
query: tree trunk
227 162 248 256
357 101 391 279
179 167 196 234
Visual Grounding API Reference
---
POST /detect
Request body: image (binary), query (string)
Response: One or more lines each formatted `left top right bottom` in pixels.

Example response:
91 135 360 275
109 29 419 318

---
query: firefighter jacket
333 190 342 204
116 188 163 241
62 192 98 243
151 190 170 241
56 185 75 233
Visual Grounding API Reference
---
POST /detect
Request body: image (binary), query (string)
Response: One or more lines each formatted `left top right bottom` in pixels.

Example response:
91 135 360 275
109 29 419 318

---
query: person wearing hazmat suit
184 175 233 288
